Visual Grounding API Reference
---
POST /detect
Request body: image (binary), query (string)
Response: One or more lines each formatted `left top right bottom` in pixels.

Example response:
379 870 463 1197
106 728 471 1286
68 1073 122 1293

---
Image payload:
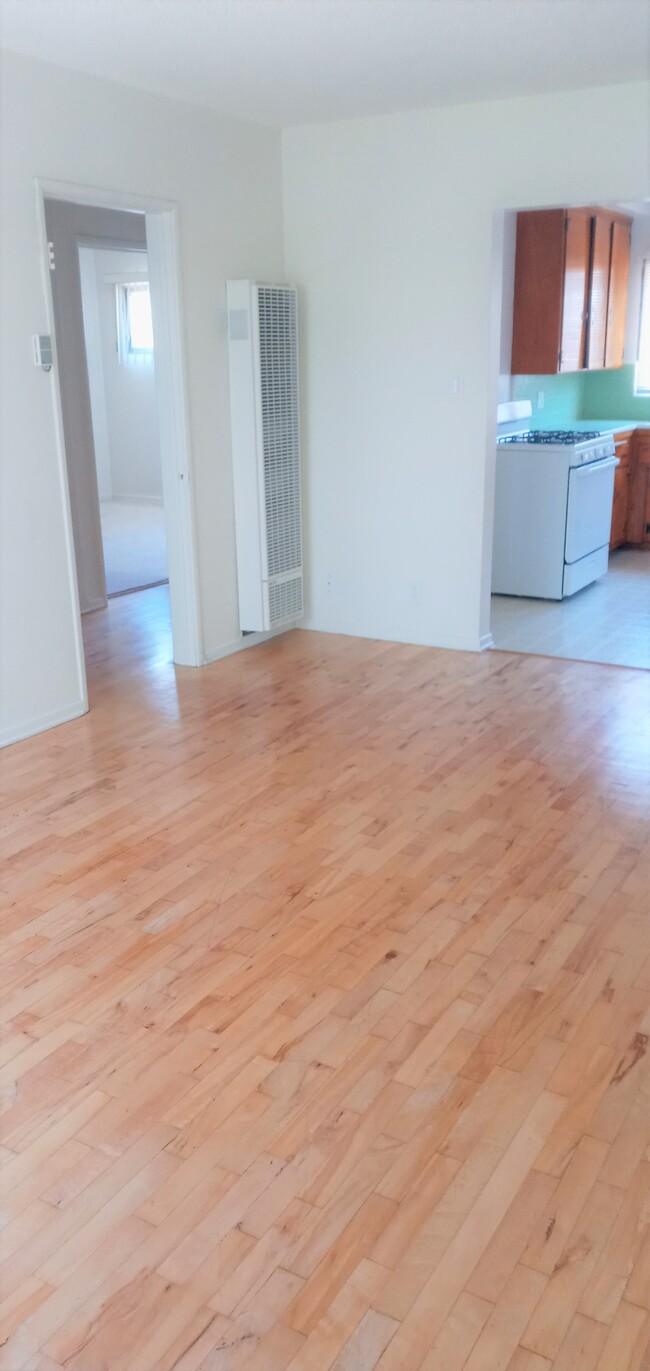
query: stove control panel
574 437 615 464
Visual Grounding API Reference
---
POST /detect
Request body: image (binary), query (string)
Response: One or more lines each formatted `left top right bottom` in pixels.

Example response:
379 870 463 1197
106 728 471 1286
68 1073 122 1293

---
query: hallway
100 501 168 597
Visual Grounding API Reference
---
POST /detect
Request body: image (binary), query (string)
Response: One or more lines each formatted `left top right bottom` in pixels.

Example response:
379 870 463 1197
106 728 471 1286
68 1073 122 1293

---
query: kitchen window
637 259 650 393
117 281 154 363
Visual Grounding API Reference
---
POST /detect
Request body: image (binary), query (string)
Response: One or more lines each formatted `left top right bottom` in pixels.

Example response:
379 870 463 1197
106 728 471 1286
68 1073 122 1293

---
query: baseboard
81 596 108 614
479 633 495 651
299 619 483 653
105 495 164 507
0 700 88 749
202 623 299 665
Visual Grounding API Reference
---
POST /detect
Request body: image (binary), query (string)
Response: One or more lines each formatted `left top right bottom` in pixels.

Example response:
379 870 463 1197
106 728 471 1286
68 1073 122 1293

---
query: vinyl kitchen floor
491 546 650 670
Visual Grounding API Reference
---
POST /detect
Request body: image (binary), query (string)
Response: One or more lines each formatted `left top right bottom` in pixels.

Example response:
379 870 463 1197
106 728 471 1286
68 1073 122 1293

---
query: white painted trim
145 209 202 666
36 178 177 215
0 700 87 750
203 624 296 664
299 622 482 652
113 497 164 508
82 595 110 614
34 182 89 719
479 633 495 651
36 177 203 681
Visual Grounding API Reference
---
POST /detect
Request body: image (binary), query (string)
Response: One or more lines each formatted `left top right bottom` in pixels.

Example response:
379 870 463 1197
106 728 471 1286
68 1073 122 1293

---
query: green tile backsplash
580 364 650 422
512 372 584 426
512 363 650 426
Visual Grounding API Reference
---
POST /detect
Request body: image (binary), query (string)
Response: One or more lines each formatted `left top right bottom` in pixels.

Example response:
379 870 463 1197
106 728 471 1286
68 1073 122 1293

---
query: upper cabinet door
585 213 611 370
559 209 591 373
605 219 631 369
511 210 566 376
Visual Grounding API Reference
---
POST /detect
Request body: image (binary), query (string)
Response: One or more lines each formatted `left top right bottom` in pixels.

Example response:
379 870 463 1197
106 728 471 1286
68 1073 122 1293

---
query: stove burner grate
498 429 604 445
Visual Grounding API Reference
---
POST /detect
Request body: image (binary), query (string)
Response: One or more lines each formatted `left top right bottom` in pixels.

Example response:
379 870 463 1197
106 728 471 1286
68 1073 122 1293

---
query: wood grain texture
1 585 649 1371
605 219 632 370
511 209 565 376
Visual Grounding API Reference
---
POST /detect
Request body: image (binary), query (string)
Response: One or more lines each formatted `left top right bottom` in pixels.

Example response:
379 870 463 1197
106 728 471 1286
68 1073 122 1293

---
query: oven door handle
576 457 618 473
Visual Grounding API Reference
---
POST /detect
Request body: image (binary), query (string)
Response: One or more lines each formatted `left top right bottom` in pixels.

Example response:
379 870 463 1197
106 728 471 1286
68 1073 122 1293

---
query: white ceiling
0 0 648 128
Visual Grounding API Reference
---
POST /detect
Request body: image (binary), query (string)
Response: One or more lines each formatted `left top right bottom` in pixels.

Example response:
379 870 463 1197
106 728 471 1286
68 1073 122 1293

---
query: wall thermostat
32 334 53 370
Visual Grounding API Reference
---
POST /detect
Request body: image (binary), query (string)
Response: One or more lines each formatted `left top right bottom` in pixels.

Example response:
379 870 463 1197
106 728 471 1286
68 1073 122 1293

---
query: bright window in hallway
118 281 154 360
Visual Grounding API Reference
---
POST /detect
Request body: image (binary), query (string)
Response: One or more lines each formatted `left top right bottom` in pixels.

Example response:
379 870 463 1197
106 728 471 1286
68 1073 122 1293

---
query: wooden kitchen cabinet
609 431 633 550
586 211 614 370
605 219 632 369
511 207 631 375
511 209 590 375
627 432 650 546
610 466 630 550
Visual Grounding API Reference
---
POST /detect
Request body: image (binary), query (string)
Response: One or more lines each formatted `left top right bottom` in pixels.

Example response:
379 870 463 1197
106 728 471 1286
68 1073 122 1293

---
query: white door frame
35 177 203 693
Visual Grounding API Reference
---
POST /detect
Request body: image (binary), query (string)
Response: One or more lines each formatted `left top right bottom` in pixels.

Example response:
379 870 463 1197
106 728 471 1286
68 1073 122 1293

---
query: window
637 260 650 393
117 281 154 362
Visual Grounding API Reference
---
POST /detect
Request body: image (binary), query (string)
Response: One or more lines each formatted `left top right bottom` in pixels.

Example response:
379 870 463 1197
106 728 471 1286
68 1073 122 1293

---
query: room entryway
39 182 202 718
78 242 169 598
486 198 650 672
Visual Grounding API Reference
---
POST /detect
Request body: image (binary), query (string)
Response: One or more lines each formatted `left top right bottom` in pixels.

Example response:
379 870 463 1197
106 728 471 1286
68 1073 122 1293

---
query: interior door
559 209 591 372
605 220 631 368
565 458 617 563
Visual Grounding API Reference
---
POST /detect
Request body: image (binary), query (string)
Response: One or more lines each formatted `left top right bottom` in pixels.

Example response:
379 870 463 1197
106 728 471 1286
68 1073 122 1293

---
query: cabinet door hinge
48 241 55 271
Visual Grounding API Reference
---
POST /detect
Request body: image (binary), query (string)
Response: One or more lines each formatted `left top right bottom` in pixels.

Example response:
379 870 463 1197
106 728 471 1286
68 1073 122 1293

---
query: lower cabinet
618 431 650 548
606 433 650 551
610 463 629 550
609 431 632 550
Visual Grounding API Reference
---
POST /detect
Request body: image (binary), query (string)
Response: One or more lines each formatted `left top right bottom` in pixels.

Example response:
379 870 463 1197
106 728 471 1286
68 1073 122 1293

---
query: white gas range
492 402 618 600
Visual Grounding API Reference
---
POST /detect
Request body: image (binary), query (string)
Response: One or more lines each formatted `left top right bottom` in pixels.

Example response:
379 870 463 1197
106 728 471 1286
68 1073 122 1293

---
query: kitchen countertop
545 419 650 433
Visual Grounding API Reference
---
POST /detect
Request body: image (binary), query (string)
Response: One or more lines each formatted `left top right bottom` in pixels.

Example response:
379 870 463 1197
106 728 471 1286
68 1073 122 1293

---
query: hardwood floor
1 584 649 1370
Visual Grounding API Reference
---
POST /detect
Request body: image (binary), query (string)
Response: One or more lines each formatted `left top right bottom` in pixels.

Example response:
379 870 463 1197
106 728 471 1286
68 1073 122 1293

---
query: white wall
283 82 650 652
0 49 283 745
81 247 162 503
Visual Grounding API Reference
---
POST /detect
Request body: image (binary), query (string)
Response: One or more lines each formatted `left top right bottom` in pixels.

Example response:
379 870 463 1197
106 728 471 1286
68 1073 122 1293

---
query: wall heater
227 279 303 634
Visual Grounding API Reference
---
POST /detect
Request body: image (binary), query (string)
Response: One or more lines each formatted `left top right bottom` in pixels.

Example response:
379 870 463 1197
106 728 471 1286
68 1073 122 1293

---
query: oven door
564 457 618 564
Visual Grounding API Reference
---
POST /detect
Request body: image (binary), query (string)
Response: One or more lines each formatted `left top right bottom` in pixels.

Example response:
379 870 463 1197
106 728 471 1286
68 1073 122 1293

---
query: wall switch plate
537 390 545 409
452 376 464 397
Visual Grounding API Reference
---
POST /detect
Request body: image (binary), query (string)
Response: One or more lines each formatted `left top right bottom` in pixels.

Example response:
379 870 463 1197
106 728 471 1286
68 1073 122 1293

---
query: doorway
38 181 202 718
79 244 169 598
484 200 650 671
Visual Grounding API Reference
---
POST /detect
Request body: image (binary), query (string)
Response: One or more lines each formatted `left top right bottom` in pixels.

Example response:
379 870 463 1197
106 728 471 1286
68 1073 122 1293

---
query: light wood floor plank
1 586 649 1370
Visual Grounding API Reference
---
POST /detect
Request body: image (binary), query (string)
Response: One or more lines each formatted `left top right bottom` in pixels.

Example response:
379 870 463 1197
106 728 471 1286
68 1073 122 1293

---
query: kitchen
491 201 650 669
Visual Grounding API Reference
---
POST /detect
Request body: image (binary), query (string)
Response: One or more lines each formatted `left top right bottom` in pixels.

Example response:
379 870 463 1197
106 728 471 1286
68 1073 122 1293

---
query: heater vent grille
258 286 302 590
227 278 303 633
268 573 303 626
